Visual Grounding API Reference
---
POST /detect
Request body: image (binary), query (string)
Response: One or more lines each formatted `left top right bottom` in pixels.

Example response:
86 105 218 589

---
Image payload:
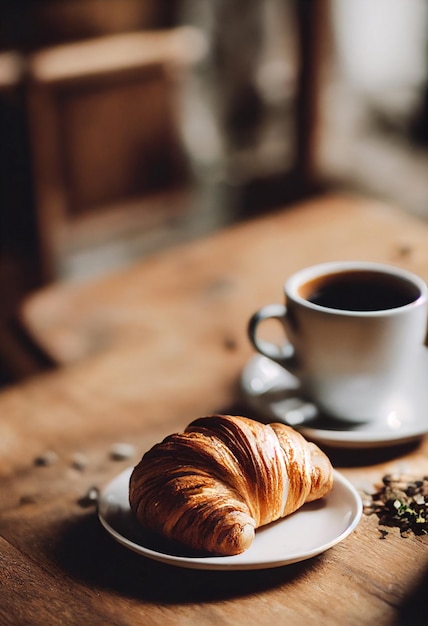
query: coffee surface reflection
299 271 420 312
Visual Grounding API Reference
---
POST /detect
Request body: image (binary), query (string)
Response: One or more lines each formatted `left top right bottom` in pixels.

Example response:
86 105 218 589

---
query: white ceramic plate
98 467 362 571
241 353 428 448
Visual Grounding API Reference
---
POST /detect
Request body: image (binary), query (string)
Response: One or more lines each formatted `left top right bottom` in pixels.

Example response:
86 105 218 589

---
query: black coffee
300 270 420 312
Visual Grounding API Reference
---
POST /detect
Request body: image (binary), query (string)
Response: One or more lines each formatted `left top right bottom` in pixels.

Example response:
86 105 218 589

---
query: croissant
129 414 333 556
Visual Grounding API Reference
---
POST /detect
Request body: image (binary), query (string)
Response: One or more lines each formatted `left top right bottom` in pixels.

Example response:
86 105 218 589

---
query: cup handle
248 304 298 372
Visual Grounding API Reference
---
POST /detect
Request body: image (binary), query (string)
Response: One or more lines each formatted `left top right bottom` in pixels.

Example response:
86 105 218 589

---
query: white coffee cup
248 261 428 423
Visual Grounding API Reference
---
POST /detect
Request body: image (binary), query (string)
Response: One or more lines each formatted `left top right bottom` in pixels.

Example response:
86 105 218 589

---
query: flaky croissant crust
129 415 333 556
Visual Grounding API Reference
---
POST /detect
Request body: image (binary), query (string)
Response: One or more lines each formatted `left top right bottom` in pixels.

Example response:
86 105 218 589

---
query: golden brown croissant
129 415 333 556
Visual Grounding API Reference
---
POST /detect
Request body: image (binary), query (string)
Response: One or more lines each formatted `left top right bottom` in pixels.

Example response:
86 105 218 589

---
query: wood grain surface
1 193 428 625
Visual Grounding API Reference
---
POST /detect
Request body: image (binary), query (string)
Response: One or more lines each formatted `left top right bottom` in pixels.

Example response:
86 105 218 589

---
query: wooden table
2 193 428 625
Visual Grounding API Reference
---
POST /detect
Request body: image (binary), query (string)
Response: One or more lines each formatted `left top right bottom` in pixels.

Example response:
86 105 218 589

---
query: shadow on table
54 509 322 604
319 440 423 469
394 566 428 626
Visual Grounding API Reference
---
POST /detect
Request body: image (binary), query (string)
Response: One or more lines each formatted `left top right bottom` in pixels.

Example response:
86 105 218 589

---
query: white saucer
241 353 428 448
98 467 362 571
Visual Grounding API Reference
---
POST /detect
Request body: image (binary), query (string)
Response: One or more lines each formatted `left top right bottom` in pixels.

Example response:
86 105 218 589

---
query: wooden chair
25 28 199 283
0 28 200 383
4 2 328 381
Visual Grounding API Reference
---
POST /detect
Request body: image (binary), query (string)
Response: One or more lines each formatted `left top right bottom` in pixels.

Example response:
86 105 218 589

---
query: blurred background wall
320 0 428 218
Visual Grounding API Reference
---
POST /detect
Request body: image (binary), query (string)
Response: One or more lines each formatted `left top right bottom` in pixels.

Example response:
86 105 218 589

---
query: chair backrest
25 29 193 282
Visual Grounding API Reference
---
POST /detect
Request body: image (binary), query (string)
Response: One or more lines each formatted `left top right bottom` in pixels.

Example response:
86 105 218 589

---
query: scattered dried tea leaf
78 486 99 508
109 442 135 461
363 474 428 538
70 452 89 471
33 450 59 467
19 493 42 506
